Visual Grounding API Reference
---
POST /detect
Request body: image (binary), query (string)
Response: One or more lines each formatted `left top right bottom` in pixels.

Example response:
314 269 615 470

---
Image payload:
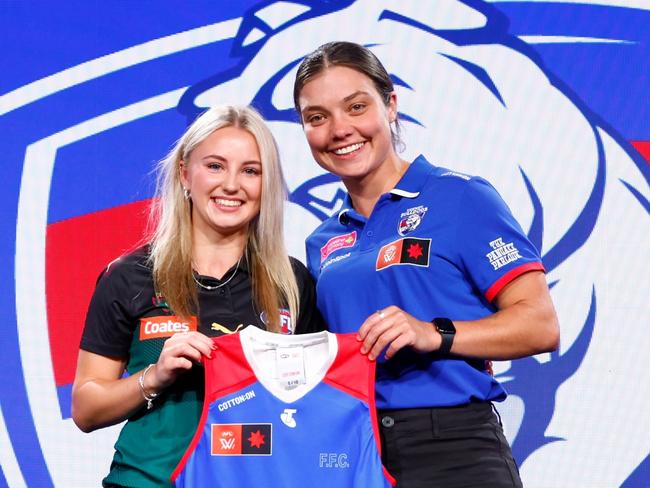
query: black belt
377 401 495 429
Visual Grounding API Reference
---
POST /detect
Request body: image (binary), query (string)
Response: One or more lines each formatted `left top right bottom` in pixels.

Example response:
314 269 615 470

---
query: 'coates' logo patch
398 205 428 236
211 423 272 456
139 316 197 340
320 231 357 262
376 238 431 270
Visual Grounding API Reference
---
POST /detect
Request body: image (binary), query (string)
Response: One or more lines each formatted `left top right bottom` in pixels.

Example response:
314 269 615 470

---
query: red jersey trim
171 372 211 482
323 334 396 486
368 358 397 487
485 262 545 302
323 333 370 402
171 334 256 482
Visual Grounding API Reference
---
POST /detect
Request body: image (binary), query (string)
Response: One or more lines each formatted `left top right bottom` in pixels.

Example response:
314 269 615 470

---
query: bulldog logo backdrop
1 1 648 487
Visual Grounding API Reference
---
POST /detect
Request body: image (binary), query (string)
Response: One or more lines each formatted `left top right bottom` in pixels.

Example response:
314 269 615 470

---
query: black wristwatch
432 317 456 356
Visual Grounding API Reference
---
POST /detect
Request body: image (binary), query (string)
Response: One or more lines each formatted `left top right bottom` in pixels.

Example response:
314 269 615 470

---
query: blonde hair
148 105 299 331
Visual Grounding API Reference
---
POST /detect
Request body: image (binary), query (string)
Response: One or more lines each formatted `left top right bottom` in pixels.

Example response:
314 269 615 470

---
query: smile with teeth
332 142 364 155
212 198 242 207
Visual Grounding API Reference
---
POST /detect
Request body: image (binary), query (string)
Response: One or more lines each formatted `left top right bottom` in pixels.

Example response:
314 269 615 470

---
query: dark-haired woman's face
298 66 397 182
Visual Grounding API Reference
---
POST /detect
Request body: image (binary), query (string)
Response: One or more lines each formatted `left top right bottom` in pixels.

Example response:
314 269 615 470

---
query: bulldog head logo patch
398 205 428 236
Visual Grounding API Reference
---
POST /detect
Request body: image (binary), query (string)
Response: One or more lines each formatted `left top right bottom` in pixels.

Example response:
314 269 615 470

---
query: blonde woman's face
181 126 262 240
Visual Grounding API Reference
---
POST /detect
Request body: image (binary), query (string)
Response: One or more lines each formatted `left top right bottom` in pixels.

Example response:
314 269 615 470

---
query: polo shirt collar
337 194 356 225
337 155 432 225
390 155 431 198
240 253 252 274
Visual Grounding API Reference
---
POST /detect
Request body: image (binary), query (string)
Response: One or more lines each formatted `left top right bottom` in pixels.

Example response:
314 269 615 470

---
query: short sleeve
80 260 138 358
291 257 327 334
305 234 322 282
454 178 545 302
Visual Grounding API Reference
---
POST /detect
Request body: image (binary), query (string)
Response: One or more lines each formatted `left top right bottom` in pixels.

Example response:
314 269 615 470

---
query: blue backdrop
1 1 648 487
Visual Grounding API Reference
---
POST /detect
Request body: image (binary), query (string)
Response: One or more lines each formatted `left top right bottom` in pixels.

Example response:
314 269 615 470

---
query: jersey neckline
239 326 338 403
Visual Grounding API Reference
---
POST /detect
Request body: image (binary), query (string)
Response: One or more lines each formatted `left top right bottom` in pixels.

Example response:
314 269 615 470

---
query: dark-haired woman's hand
357 306 440 360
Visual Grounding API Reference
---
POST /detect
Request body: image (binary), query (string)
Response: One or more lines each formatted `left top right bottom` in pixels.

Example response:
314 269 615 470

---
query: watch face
434 318 456 334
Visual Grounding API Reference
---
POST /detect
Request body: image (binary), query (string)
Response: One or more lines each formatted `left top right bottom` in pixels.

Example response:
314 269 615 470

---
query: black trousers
378 402 523 488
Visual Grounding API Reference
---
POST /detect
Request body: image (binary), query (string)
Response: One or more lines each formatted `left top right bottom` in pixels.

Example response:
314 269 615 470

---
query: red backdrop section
46 199 151 386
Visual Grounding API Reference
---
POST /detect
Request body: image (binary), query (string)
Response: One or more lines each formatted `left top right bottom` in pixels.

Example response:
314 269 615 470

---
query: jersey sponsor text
319 453 350 468
440 170 471 180
321 252 351 271
280 408 297 428
217 390 256 412
320 231 357 262
486 237 521 270
139 316 198 340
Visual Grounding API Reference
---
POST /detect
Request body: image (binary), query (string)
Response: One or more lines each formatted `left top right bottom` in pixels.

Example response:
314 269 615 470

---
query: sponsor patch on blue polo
376 238 431 270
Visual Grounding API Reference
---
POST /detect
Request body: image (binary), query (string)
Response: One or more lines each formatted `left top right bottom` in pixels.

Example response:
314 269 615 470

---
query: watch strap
432 317 455 356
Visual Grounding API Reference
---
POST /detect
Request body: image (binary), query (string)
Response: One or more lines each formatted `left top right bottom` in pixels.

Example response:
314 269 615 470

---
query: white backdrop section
5 1 649 487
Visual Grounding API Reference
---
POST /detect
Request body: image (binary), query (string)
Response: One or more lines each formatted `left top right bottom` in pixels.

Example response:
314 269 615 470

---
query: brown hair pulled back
293 41 402 148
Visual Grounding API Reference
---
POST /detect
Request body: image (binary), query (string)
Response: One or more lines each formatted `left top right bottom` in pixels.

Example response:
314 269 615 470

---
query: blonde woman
72 105 324 488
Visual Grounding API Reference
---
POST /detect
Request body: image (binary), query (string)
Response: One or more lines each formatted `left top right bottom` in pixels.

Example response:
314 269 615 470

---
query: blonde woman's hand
147 331 215 392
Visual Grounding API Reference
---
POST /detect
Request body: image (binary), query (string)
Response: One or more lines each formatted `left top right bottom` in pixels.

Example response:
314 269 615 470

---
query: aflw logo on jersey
211 423 272 456
139 316 198 340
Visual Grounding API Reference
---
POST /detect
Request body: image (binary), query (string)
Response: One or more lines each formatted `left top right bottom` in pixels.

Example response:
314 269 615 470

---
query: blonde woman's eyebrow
201 154 227 161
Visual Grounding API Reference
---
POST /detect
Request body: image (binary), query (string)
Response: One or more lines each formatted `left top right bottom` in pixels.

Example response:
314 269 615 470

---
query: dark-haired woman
294 41 560 487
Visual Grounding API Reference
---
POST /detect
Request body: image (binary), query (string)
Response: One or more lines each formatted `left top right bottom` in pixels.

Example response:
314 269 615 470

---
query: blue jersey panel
175 381 391 487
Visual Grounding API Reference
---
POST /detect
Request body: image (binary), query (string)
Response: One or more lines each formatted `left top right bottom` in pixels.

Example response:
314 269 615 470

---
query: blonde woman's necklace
192 256 242 291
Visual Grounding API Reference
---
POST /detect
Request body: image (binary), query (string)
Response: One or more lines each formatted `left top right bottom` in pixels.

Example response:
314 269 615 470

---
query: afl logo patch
398 205 427 236
211 423 272 456
260 309 294 334
376 238 431 270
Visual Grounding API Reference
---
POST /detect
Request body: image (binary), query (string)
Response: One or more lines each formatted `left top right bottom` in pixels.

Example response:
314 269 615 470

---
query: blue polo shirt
306 156 545 409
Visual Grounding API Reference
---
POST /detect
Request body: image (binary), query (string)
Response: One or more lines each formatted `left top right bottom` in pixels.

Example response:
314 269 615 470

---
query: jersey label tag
276 345 306 389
